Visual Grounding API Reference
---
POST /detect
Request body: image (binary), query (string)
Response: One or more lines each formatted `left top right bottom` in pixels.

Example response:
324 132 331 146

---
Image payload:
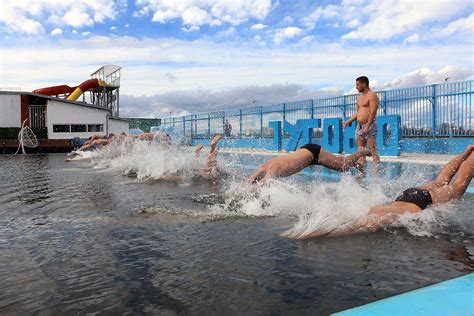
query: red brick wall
20 95 29 125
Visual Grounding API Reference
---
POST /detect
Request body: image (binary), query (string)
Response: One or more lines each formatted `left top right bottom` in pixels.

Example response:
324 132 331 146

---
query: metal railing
29 106 46 128
161 80 473 139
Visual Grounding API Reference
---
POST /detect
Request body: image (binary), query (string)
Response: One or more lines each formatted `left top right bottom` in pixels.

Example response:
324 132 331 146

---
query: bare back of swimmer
285 145 474 239
249 144 371 184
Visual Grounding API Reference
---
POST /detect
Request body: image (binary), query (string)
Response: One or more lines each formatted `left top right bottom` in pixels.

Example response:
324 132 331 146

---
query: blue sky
0 0 473 117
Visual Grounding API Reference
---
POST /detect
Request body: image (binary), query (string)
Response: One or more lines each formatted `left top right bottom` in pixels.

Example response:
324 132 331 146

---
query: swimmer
83 134 108 146
195 134 223 178
287 145 474 239
138 132 155 141
249 143 371 184
78 136 114 151
149 135 223 181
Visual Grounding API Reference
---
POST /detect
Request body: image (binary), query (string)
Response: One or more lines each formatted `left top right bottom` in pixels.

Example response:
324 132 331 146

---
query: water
0 145 473 315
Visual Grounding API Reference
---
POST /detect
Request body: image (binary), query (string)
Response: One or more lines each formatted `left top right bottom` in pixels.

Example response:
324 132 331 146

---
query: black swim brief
300 144 321 165
395 187 433 210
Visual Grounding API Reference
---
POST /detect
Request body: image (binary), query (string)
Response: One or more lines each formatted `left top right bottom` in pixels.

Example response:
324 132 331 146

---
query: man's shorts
355 122 377 142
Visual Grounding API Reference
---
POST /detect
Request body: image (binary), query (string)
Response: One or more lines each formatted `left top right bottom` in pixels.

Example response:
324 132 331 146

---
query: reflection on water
0 153 472 315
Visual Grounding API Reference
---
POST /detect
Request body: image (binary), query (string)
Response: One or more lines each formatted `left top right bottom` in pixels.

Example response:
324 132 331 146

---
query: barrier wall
160 80 473 155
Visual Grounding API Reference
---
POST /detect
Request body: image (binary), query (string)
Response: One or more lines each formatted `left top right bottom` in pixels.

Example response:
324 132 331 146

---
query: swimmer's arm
326 213 398 237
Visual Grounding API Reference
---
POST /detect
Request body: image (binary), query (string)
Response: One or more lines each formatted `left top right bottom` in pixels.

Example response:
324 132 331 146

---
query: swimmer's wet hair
356 76 369 85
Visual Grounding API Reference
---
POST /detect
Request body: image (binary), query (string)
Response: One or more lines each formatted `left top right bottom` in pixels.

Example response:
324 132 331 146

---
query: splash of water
84 140 206 180
70 141 471 239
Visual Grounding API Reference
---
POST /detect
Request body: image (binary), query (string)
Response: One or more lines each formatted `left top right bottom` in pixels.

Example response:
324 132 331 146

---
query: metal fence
161 80 473 140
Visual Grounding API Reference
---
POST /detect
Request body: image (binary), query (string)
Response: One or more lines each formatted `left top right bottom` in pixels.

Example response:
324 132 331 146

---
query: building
0 65 129 153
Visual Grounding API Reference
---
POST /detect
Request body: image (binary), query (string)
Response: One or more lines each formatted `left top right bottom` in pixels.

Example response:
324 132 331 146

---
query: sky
0 0 473 117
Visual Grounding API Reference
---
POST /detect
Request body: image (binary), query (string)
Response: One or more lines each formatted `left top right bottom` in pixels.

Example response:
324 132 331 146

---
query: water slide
33 78 107 101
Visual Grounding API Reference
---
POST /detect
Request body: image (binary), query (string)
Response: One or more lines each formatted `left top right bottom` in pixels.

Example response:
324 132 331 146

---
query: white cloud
1 35 472 101
110 26 117 30
0 1 44 35
298 35 314 45
273 26 303 44
82 31 91 36
302 0 473 42
251 23 267 30
181 25 200 32
124 23 130 28
217 27 235 37
346 18 361 28
182 6 212 26
62 6 93 28
433 13 474 38
283 16 294 24
302 4 340 30
119 83 344 117
0 0 118 35
164 72 177 83
136 0 271 27
50 28 63 36
341 0 472 41
72 29 78 34
381 66 473 90
404 33 420 44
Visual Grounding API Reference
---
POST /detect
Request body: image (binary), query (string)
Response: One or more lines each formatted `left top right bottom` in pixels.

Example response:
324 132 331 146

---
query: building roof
0 90 116 112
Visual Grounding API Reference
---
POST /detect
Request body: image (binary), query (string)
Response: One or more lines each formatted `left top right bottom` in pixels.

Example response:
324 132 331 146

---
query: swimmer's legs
195 144 204 158
421 146 474 191
427 154 473 204
199 135 222 178
317 147 371 172
209 134 222 155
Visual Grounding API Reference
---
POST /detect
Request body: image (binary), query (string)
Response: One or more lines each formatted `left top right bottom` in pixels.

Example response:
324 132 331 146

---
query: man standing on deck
343 76 380 176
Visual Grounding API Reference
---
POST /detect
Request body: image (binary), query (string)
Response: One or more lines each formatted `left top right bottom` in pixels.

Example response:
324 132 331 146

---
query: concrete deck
216 147 457 165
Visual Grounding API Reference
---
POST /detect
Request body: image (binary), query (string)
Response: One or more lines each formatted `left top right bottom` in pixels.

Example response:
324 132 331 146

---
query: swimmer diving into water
195 134 223 178
284 145 474 239
249 144 371 184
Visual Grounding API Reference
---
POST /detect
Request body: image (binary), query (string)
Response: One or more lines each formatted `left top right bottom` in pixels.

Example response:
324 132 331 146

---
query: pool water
0 148 472 315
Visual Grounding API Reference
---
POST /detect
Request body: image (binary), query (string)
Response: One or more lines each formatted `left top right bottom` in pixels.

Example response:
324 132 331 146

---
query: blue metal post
222 112 225 136
260 106 263 138
431 84 437 137
194 115 197 136
183 116 185 137
310 100 314 119
342 96 347 118
207 113 211 138
239 109 242 138
382 91 387 115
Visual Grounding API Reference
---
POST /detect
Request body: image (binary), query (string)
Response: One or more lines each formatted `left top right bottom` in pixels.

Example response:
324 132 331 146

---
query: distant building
0 65 129 152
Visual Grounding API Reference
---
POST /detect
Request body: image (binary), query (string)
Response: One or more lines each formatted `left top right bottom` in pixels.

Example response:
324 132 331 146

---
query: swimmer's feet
195 144 204 153
210 134 222 147
65 151 80 161
357 146 372 157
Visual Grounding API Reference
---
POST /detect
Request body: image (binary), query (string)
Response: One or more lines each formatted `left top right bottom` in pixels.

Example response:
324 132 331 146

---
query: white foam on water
69 141 471 239
208 175 387 238
86 140 204 180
